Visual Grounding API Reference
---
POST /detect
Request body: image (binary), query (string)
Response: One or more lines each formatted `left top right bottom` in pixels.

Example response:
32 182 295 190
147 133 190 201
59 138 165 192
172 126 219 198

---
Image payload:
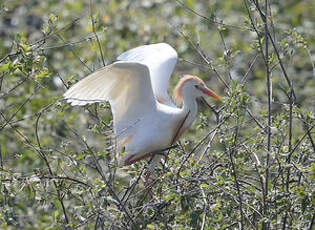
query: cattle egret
64 43 220 171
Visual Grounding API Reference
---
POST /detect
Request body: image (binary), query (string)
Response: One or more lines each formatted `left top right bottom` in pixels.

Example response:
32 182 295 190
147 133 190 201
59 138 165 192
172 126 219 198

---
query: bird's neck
181 93 198 127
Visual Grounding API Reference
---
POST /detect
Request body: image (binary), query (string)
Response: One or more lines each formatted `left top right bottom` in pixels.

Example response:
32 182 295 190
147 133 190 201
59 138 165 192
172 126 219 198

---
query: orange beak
197 86 221 101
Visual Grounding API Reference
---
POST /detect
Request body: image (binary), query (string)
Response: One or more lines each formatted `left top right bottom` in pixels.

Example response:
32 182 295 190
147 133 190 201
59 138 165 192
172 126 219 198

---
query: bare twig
0 51 20 64
0 74 30 99
89 0 106 67
264 1 271 228
30 18 81 47
176 28 230 89
35 107 70 225
1 91 34 130
229 127 244 229
0 134 3 170
200 186 207 230
121 165 146 204
56 34 93 73
41 33 101 50
309 212 315 230
244 107 265 131
175 0 243 30
0 72 5 91
282 89 294 229
218 29 232 81
251 0 296 99
240 53 259 83
1 175 92 188
305 47 315 78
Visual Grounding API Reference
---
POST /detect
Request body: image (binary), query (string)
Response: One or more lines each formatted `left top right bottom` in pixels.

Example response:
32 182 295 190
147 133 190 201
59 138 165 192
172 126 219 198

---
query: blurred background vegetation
0 0 314 229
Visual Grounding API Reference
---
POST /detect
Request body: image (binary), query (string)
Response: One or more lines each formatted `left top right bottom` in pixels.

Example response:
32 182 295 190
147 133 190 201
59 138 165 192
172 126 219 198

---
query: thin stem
89 0 106 67
57 34 93 73
0 134 3 170
251 0 295 99
177 113 230 177
218 29 232 81
30 18 81 47
175 0 243 30
309 212 315 230
67 126 136 226
264 0 271 228
229 127 244 229
200 186 208 230
0 72 4 91
282 89 294 229
176 28 230 89
35 112 70 225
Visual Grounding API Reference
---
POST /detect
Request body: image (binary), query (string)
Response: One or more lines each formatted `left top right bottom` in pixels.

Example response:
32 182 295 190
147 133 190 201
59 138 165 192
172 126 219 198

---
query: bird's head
174 75 221 104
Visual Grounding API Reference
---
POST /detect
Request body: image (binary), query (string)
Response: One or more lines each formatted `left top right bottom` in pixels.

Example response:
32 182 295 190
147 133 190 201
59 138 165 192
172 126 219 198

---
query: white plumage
117 43 177 106
64 43 220 166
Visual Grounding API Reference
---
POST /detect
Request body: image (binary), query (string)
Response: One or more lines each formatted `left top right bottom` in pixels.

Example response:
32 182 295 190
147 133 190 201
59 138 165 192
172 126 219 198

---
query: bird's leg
144 154 162 199
144 156 155 199
144 145 179 199
144 170 154 199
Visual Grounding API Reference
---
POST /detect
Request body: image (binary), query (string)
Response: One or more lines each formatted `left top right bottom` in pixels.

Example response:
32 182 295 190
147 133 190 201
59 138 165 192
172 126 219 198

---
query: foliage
0 0 314 229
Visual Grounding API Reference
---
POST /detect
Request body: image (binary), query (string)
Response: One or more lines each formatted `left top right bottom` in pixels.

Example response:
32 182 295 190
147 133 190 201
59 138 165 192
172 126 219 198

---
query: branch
228 127 244 229
177 112 230 177
67 125 136 226
30 17 81 48
175 0 243 30
176 28 230 89
1 175 92 188
89 0 106 67
35 107 70 225
264 1 271 228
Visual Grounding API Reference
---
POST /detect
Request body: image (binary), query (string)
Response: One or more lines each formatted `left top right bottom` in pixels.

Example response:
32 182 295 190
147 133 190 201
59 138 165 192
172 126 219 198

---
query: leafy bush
0 0 314 229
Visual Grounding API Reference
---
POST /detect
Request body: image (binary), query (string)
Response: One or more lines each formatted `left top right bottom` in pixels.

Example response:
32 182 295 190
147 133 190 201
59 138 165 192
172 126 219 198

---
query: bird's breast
123 109 183 155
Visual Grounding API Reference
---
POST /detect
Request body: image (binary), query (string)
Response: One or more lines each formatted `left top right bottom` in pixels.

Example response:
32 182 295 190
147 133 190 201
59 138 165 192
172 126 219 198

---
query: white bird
64 43 220 169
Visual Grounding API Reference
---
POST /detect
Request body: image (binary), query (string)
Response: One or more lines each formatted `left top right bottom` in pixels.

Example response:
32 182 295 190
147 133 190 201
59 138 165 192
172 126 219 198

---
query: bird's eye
194 85 201 89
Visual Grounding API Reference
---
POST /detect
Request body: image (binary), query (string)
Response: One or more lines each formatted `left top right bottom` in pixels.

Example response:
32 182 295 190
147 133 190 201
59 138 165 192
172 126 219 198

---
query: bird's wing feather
64 61 157 138
117 43 177 106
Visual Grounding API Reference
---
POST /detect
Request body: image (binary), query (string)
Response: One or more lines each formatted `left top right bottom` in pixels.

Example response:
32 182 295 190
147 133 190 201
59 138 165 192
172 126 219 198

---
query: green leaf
165 192 177 202
200 183 209 188
44 225 55 230
185 0 195 8
76 152 84 160
147 224 155 229
0 135 5 157
53 210 59 219
0 63 10 72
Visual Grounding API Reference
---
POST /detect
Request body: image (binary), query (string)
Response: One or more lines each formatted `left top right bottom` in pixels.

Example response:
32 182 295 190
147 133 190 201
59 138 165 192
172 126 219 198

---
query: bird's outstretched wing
117 43 177 106
64 61 157 138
